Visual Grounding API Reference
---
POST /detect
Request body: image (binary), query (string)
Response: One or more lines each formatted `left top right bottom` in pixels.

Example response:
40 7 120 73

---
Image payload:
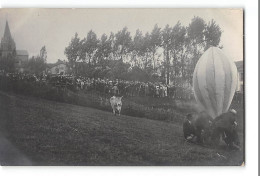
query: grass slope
0 91 244 166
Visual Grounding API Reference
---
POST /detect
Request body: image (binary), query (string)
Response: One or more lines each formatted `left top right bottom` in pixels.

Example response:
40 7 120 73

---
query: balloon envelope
193 47 238 119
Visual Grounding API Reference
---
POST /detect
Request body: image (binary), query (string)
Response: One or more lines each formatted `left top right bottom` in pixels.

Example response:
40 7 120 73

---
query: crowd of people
0 72 193 99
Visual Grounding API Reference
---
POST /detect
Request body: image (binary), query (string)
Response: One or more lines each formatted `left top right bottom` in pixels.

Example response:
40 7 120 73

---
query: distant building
235 60 243 93
0 21 29 72
15 50 29 72
47 59 68 75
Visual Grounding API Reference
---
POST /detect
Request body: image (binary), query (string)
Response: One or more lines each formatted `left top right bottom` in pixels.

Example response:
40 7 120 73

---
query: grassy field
0 91 244 166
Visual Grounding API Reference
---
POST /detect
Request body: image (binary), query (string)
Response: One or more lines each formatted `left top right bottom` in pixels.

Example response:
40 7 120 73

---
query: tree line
0 16 222 90
64 16 222 87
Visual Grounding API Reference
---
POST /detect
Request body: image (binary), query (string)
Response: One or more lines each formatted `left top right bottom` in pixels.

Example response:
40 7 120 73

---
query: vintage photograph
0 8 244 166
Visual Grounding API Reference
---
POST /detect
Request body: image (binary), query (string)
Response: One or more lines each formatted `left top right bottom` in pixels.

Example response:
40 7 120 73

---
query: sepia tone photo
0 8 244 166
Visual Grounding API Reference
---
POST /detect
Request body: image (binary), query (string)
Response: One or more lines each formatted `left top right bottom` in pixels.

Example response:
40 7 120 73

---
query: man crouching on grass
183 112 213 144
211 109 240 150
183 109 240 150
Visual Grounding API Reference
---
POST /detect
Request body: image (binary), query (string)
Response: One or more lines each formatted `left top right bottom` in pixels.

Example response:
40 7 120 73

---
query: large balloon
193 47 238 119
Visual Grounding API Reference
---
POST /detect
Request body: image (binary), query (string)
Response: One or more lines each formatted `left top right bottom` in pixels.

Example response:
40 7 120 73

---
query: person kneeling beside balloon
211 109 240 150
183 109 240 150
183 112 213 145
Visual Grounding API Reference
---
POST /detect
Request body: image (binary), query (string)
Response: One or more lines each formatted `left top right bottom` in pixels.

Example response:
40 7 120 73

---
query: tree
26 56 46 75
40 46 47 63
26 46 47 75
95 33 113 66
170 21 186 87
142 32 152 70
81 30 99 65
131 29 145 67
204 19 222 50
162 24 172 85
150 24 162 69
108 32 116 59
114 27 132 61
64 33 81 74
187 16 206 48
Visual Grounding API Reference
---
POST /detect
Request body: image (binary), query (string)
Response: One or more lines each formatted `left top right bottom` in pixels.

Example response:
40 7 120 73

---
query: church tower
1 20 16 57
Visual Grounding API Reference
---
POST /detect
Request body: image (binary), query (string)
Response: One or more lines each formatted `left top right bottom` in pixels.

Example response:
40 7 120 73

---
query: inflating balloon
193 47 238 119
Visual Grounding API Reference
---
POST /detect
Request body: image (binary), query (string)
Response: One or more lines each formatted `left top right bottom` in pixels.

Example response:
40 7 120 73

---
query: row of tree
64 16 222 87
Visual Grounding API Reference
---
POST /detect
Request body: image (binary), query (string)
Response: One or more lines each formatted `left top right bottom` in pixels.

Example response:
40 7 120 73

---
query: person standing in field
112 84 119 96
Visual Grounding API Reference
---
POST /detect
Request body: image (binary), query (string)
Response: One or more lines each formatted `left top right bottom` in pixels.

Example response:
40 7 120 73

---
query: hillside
0 91 244 166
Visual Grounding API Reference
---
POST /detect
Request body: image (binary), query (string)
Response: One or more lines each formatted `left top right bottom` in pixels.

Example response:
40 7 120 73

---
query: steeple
1 20 16 57
3 20 12 41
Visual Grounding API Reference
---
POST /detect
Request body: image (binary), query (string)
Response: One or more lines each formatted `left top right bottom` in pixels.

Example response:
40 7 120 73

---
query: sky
0 8 243 63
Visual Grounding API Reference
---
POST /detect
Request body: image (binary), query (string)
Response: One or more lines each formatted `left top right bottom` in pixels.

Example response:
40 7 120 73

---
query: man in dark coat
183 114 196 141
211 109 240 149
183 112 213 144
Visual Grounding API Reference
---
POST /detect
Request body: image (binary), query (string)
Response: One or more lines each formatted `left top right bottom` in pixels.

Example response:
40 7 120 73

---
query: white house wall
49 64 67 75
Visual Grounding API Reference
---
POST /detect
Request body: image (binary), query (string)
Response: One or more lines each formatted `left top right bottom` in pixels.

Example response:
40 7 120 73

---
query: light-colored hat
230 109 237 115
